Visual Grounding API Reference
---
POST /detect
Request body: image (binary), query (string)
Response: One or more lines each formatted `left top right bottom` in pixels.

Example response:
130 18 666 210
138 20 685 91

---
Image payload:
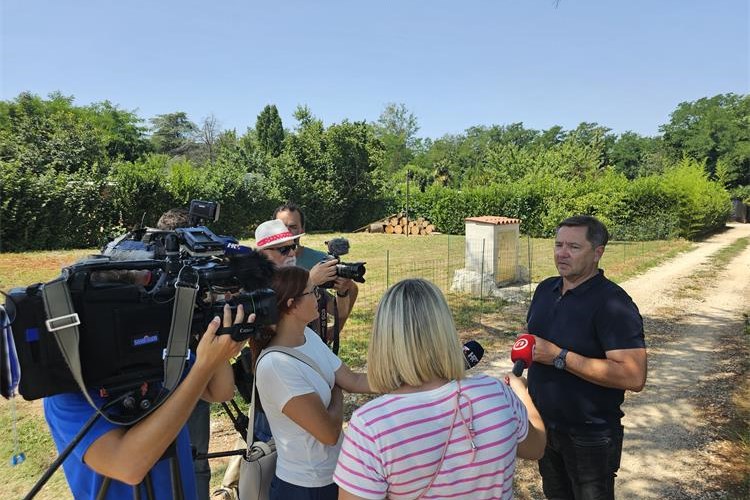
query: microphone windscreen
463 340 484 369
326 238 350 256
229 250 276 289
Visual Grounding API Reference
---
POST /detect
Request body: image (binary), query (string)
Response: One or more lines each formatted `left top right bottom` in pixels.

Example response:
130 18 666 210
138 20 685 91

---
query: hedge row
0 156 279 252
0 157 731 252
403 160 730 240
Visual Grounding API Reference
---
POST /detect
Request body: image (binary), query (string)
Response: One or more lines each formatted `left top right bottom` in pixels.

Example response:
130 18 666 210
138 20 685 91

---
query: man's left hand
332 277 355 296
530 335 561 365
309 259 338 287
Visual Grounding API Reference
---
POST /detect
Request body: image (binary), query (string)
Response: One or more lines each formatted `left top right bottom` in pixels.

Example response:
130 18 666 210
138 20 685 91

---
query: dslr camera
321 237 366 288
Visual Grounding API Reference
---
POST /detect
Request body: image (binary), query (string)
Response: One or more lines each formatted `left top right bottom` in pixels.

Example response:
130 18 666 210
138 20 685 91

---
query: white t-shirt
334 374 529 499
256 327 343 487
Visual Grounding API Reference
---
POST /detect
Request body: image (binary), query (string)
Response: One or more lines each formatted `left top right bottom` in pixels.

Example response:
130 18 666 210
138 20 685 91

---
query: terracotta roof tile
464 216 521 225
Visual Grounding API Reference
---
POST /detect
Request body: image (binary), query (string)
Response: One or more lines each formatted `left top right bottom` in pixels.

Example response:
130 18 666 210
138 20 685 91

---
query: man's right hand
309 258 338 286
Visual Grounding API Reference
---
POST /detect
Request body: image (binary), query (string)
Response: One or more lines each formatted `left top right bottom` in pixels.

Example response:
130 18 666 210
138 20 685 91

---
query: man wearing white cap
254 219 305 268
254 216 357 344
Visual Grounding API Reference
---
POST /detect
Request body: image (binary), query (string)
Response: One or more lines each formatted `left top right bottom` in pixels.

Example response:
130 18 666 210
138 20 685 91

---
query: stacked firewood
366 215 436 235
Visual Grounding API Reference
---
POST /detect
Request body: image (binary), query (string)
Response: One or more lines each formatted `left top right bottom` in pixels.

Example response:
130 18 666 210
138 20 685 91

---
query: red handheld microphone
511 334 536 376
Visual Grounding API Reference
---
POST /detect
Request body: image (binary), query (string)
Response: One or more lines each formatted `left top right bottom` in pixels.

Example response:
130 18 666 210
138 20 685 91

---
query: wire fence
337 234 689 366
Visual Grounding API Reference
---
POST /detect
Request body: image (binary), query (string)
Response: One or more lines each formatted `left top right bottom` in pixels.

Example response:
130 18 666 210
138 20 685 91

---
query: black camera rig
3 201 276 411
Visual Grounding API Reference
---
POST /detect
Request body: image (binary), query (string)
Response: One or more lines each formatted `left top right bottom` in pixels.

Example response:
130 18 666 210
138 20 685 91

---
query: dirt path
617 223 750 499
483 223 750 499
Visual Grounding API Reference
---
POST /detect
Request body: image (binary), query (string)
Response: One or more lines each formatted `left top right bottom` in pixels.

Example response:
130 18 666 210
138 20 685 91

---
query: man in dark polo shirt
527 215 647 500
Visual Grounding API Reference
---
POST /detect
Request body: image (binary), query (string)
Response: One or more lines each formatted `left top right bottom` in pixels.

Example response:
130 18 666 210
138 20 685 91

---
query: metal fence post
527 235 533 297
479 238 485 327
386 250 390 288
447 235 451 287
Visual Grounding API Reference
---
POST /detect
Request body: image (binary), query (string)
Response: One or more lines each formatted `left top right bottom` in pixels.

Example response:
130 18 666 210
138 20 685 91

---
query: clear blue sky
1 0 748 139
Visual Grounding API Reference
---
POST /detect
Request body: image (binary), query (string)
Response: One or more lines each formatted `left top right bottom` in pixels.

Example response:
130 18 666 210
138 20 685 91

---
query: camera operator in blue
43 305 252 500
273 203 358 332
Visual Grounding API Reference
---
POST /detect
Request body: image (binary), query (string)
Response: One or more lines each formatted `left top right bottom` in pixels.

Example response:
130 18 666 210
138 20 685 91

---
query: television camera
3 200 276 408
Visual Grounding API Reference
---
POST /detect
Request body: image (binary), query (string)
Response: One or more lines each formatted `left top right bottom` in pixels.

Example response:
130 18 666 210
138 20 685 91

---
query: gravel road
484 223 750 499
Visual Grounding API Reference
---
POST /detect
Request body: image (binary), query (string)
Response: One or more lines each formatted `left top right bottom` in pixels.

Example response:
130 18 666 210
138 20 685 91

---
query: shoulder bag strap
415 381 464 499
260 346 331 388
247 346 333 454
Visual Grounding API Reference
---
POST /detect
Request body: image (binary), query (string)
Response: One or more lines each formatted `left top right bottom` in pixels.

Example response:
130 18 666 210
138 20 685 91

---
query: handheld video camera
3 200 276 401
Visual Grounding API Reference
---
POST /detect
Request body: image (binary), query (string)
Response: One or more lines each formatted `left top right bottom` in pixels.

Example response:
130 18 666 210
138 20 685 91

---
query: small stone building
452 216 527 300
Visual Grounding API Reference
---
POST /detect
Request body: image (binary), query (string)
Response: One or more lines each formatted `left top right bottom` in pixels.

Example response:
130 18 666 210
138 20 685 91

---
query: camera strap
315 292 340 354
41 276 196 425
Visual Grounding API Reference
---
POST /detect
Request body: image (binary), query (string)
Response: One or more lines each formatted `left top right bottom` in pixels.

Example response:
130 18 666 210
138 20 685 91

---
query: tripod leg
95 477 112 500
143 473 156 500
170 453 185 500
23 411 102 500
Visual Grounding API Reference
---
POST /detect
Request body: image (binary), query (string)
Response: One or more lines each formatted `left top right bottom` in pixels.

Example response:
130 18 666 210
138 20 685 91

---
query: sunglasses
271 244 297 256
296 286 321 300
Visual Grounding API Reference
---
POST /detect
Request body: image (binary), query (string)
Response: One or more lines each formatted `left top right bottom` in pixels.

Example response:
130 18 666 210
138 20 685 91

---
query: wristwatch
336 289 350 298
553 349 568 370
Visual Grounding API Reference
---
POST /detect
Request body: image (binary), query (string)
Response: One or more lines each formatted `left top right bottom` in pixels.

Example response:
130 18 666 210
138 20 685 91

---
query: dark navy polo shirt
526 270 644 432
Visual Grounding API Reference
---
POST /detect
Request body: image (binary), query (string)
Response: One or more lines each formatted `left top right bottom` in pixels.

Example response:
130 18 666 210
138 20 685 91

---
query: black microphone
463 340 484 369
326 237 350 257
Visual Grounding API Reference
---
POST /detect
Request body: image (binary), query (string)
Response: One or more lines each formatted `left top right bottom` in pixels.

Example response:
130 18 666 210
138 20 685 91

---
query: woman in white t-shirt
333 278 547 500
253 266 372 500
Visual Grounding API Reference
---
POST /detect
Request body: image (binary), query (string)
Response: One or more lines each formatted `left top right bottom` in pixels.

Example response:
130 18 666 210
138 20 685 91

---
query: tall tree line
0 91 747 249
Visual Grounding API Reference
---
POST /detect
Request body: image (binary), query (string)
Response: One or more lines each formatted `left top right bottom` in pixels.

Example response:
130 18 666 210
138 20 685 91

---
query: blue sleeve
44 392 121 464
44 392 198 500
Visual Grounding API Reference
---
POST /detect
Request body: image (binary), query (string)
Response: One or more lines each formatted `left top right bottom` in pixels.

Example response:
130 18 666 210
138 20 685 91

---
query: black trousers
538 425 624 500
270 476 338 500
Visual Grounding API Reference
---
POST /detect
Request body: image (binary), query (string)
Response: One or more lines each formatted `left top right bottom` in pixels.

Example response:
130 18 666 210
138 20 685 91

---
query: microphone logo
513 337 529 350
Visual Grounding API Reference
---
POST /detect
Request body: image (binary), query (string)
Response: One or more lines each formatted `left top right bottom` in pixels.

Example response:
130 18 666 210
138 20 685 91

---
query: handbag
233 346 332 500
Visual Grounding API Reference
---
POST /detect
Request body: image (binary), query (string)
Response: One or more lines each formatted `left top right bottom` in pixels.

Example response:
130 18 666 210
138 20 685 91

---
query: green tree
660 93 750 187
149 112 198 156
256 104 285 157
0 92 107 174
532 125 567 149
269 113 386 230
610 131 659 179
374 103 420 174
86 101 151 162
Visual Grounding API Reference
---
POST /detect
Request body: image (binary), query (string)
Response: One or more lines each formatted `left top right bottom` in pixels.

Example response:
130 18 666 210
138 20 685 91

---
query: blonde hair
367 278 465 393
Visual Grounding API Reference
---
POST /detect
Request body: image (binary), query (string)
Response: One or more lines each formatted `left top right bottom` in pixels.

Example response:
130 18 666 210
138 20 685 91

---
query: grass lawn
0 232 692 498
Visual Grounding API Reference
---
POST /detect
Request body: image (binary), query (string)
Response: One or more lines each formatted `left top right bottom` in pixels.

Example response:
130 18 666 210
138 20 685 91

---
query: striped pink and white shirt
334 374 529 500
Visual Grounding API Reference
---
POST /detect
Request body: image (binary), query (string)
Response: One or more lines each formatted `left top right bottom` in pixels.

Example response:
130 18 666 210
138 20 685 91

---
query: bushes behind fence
403 158 730 240
0 155 731 251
